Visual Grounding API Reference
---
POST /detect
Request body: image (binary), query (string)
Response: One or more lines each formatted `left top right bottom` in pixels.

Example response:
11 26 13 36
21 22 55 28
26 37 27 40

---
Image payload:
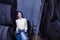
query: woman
15 11 28 40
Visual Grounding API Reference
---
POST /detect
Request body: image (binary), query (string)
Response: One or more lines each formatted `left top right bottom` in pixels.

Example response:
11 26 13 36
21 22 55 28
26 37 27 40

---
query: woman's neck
19 18 23 19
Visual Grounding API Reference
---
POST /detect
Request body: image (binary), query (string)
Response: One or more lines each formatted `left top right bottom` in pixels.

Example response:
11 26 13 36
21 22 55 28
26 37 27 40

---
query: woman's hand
24 29 27 32
16 28 18 33
14 31 16 36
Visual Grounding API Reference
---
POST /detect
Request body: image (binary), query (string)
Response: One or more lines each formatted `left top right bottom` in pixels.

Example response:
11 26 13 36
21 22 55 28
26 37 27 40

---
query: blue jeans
16 29 28 40
16 29 24 40
17 33 21 40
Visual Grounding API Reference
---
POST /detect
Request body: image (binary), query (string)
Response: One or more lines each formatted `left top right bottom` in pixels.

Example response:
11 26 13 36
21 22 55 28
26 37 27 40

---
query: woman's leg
17 33 21 40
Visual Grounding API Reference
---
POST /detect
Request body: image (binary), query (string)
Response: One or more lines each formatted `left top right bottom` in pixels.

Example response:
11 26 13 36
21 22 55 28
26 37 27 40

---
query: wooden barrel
0 25 12 40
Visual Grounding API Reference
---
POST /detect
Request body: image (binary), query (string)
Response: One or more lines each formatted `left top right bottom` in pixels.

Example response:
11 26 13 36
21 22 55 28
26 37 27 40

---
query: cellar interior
0 0 60 40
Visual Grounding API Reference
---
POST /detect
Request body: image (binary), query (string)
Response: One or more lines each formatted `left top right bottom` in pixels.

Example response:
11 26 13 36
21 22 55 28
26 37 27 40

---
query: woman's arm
24 19 28 32
15 20 18 33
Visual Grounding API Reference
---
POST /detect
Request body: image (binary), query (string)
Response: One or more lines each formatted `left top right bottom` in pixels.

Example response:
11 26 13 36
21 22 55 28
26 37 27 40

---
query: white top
16 18 27 33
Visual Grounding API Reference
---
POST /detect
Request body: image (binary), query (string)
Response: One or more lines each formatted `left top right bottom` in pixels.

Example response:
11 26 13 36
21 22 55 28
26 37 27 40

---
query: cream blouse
16 18 27 33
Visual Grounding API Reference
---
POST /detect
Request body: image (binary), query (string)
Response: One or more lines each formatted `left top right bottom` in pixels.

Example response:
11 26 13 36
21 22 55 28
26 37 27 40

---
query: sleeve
15 20 18 33
24 19 28 32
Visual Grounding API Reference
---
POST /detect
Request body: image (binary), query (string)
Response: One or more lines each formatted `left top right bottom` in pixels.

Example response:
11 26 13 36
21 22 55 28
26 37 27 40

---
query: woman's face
18 12 22 18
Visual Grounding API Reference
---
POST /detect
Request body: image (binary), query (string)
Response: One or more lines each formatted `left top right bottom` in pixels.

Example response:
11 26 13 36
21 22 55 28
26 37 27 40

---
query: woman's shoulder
23 18 27 21
16 19 18 21
15 18 27 22
15 19 19 22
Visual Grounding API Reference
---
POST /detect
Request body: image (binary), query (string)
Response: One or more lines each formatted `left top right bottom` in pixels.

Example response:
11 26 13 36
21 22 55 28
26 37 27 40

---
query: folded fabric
20 32 28 40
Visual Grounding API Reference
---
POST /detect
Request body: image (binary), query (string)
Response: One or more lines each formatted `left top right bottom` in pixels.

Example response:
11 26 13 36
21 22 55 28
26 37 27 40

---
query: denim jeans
16 29 24 40
16 29 28 40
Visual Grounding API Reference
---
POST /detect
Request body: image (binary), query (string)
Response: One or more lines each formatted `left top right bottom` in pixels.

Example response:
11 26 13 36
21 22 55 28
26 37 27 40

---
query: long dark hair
16 11 24 19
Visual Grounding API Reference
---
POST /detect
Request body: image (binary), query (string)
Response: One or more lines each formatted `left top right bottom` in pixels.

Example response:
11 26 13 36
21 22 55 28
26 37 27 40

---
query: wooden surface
30 35 41 40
